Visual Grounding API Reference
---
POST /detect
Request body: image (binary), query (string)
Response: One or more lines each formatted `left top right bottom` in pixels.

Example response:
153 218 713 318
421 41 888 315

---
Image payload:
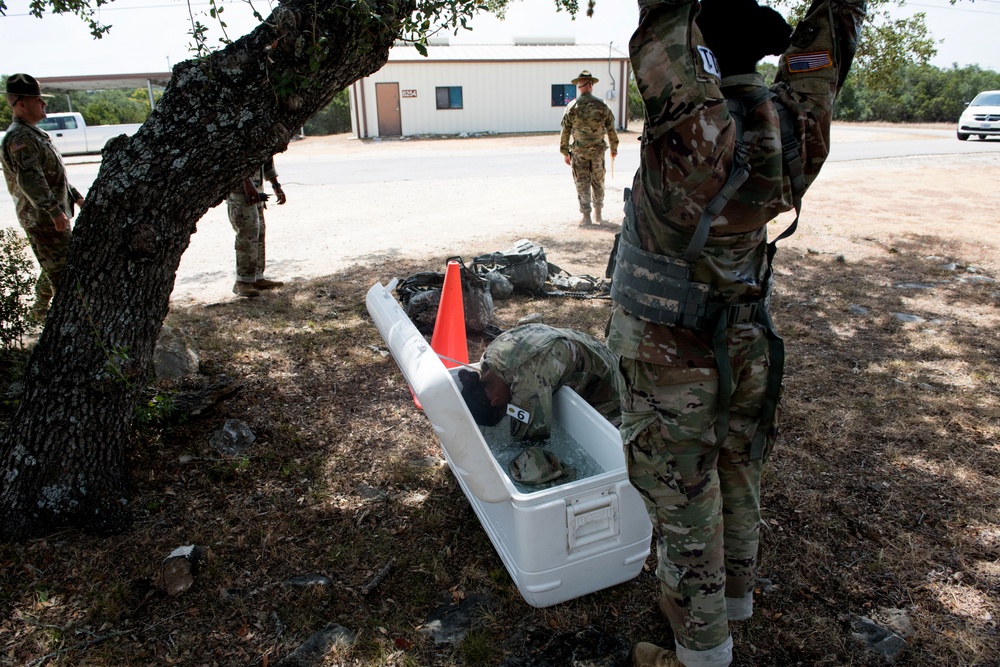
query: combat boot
233 281 261 298
594 205 604 223
631 642 685 667
252 278 284 290
580 211 592 226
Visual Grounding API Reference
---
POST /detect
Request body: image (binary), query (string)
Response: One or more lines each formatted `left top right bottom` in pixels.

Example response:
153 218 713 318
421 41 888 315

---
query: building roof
386 43 628 63
36 73 172 93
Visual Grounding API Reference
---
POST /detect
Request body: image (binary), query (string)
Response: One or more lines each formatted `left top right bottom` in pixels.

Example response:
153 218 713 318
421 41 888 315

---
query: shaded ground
1 139 999 666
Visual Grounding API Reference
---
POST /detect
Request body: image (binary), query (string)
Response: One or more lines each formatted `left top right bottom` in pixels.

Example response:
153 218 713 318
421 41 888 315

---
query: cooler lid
366 279 511 503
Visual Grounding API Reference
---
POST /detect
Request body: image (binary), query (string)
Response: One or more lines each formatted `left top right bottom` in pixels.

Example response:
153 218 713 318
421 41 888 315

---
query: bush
0 228 36 351
627 73 643 121
304 90 352 135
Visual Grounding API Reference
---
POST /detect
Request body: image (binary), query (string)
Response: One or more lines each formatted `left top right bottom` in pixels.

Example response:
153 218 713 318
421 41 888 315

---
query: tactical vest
608 88 805 458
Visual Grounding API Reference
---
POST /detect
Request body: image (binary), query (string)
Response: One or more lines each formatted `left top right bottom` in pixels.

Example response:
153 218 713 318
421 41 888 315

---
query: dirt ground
1 126 999 666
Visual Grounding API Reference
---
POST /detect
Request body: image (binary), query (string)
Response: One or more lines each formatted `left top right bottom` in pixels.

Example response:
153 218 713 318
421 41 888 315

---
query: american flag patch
10 141 26 152
787 51 833 73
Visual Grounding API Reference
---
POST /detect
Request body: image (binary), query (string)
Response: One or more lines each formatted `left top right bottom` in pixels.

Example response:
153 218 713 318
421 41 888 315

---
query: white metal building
348 39 630 138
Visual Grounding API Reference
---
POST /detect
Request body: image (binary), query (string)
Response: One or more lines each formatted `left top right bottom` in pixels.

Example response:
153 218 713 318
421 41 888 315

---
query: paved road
38 124 1000 187
1 124 997 305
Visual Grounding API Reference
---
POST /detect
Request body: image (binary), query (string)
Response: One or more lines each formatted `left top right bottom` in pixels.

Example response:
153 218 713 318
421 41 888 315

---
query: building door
375 83 402 136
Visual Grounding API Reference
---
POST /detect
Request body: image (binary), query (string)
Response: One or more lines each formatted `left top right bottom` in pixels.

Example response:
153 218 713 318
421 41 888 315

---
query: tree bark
0 0 414 540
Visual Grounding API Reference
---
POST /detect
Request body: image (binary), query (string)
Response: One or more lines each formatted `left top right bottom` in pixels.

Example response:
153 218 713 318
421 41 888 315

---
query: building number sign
402 89 417 98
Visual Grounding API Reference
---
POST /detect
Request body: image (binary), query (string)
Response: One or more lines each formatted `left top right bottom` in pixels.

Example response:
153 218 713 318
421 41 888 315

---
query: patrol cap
458 369 504 427
571 70 599 86
508 447 566 485
5 73 53 100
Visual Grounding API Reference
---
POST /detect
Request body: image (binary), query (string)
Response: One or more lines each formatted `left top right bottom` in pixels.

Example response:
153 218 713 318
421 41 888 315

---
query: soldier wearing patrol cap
608 1 868 666
1 73 85 319
559 70 619 225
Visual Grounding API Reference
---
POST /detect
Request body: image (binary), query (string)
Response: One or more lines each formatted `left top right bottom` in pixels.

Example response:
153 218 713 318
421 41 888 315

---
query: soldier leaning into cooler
559 70 619 226
1 73 85 320
458 324 624 441
606 0 866 666
227 157 287 298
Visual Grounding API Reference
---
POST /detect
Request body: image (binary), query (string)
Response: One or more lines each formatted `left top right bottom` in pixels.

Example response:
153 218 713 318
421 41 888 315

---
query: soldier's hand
52 212 70 232
611 150 618 159
242 177 261 204
273 184 287 205
563 154 572 166
75 197 85 209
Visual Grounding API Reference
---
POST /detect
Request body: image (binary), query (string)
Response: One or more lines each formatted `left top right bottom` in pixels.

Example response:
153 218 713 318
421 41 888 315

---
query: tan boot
252 278 284 290
233 281 261 298
580 211 592 226
594 205 604 222
631 642 685 667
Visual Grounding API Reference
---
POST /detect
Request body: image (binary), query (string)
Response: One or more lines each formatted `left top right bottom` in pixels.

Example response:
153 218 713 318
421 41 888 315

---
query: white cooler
366 280 652 608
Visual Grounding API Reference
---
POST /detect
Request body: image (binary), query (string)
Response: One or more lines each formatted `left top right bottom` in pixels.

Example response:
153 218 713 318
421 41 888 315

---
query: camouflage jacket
560 93 620 159
1 119 82 231
608 0 866 364
481 324 624 441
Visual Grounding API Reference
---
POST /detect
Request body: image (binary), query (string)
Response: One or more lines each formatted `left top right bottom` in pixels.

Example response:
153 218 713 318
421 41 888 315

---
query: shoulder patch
787 51 833 73
697 46 722 80
9 141 26 153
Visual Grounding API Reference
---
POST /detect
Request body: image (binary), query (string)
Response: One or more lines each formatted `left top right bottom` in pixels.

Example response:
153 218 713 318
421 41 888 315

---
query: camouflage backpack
396 258 495 334
472 239 552 296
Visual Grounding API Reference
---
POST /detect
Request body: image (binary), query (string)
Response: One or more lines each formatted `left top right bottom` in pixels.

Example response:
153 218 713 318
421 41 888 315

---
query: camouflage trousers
620 323 780 667
24 223 72 312
570 153 606 213
227 198 266 282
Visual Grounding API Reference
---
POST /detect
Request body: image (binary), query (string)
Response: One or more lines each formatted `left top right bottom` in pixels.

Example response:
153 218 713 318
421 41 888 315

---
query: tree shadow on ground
1 237 997 666
758 233 999 666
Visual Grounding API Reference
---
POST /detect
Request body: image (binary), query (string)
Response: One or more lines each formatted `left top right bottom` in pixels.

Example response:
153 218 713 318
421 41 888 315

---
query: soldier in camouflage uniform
1 73 85 318
560 70 619 225
458 324 624 441
606 1 867 666
227 157 287 298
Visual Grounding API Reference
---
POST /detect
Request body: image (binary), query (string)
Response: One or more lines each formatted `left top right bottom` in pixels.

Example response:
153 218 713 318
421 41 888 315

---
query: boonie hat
571 70 599 85
508 447 566 485
6 73 52 99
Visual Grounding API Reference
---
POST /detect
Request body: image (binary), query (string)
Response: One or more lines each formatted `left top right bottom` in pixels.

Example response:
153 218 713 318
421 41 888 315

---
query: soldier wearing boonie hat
559 69 619 225
2 73 84 320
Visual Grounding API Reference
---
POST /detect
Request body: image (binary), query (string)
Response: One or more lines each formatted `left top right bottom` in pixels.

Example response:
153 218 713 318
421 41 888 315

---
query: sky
1 0 999 79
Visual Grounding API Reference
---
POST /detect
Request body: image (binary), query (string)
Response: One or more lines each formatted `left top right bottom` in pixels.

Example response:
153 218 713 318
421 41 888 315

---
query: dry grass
2 158 1000 666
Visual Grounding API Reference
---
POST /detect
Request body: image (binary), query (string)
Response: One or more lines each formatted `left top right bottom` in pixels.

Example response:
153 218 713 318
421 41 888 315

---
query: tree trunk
0 0 414 540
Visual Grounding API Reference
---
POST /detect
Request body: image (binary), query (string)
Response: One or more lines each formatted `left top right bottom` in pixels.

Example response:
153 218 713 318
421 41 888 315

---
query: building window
552 84 576 107
436 86 463 110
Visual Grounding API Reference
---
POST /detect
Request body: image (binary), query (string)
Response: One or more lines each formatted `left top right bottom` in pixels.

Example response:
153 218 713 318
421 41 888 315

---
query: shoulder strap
770 100 805 248
681 98 756 263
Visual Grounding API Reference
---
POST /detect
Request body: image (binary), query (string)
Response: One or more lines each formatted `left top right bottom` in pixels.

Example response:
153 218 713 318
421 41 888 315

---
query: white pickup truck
1 112 142 156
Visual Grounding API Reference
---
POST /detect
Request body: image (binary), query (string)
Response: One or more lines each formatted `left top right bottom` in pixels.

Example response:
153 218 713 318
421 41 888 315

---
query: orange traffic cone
412 260 469 410
431 260 469 368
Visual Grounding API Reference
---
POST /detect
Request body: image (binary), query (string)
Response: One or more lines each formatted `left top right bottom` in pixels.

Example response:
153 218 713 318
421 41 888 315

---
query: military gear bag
396 258 495 334
472 239 552 295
